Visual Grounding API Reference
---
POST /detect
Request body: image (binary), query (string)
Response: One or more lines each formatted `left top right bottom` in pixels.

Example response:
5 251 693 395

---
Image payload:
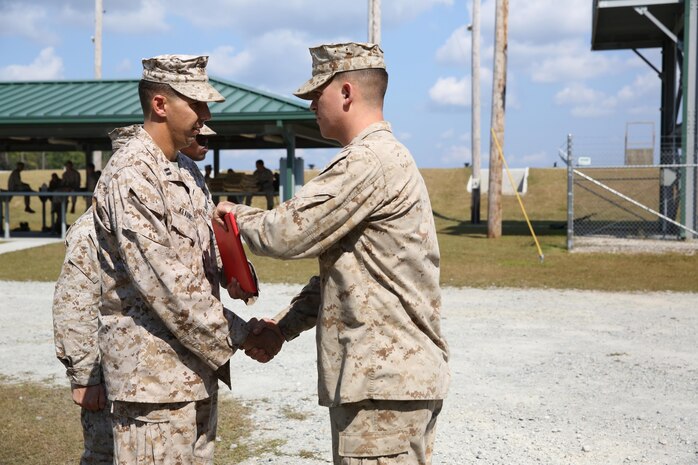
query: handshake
226 277 284 363
241 318 284 363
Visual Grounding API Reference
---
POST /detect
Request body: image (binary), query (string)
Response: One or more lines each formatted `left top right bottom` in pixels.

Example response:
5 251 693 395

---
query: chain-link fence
562 134 698 251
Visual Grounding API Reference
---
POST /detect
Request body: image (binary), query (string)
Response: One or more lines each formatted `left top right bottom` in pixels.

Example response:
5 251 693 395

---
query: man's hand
242 318 284 363
226 277 256 302
213 201 236 229
71 383 106 412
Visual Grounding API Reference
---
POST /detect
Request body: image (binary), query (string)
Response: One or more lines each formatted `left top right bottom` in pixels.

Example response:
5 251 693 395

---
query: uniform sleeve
105 170 243 369
52 235 102 386
232 149 385 259
273 276 322 340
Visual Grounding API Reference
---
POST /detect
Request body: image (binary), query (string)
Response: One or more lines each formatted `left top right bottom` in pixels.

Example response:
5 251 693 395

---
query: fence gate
563 134 698 251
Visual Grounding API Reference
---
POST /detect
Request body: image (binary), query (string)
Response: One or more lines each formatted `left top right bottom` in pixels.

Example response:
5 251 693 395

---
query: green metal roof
0 77 335 151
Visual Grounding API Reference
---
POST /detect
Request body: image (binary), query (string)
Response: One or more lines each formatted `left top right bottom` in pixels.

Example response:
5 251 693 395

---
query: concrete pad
0 238 62 255
468 167 529 195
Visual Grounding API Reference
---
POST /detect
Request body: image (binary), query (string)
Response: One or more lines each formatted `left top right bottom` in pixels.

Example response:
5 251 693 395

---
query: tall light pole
368 0 381 44
470 0 481 224
487 0 508 238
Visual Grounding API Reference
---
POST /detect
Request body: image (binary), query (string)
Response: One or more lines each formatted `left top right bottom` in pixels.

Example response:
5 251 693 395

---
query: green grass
0 376 279 465
0 377 83 465
1 168 697 291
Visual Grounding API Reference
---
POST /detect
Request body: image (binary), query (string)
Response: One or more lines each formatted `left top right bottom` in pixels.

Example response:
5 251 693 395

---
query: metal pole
567 134 574 251
61 198 67 239
283 132 296 201
93 0 103 170
3 199 9 239
368 0 381 44
470 0 481 224
487 0 508 238
682 0 697 239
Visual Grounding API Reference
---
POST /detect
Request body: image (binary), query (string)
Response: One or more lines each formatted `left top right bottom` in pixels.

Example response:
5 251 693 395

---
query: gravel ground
1 280 697 465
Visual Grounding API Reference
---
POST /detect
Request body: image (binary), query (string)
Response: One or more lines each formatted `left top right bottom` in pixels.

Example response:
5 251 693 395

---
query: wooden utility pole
93 0 103 170
470 0 482 224
368 0 381 44
487 0 508 238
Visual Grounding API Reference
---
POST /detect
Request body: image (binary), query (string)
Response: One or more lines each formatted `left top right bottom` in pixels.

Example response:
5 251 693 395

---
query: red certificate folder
212 212 258 295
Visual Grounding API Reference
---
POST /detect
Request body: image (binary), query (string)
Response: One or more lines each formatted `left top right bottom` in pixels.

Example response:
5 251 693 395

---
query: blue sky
0 0 663 171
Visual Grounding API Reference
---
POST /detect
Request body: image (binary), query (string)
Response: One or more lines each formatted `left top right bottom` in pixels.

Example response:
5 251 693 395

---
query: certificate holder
212 212 258 295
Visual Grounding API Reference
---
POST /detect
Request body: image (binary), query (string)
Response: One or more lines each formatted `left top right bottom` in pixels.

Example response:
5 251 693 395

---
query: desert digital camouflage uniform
52 208 113 465
227 42 450 464
232 120 451 402
231 121 450 460
94 55 242 462
106 125 229 465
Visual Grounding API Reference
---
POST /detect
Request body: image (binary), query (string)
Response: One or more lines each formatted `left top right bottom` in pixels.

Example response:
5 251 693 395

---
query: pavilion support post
213 148 220 177
682 0 697 239
283 129 296 202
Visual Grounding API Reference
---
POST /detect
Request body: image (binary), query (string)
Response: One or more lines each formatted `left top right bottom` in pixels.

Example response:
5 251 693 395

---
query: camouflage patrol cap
141 54 225 103
199 124 216 136
294 42 385 100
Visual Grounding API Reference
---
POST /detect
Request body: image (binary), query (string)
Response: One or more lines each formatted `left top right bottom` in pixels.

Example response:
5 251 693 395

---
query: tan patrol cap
141 54 225 103
294 42 385 100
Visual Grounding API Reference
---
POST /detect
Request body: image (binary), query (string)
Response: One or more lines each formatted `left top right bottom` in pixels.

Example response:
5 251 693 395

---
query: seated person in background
245 159 274 210
226 169 241 204
7 161 35 213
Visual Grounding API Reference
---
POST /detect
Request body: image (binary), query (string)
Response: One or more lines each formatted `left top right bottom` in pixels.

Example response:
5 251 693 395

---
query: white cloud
555 72 660 118
102 0 168 34
0 2 57 44
555 83 604 105
384 0 454 24
528 45 622 83
429 76 471 107
169 0 451 39
172 0 361 37
481 0 590 43
435 25 472 67
555 83 615 117
440 144 471 165
0 47 64 80
616 72 660 103
440 128 455 139
206 29 312 95
53 0 168 33
115 58 133 74
206 46 254 78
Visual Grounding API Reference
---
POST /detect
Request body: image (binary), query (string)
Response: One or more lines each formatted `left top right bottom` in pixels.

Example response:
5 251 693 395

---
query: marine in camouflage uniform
92 55 273 465
53 208 113 465
217 43 450 465
51 123 223 465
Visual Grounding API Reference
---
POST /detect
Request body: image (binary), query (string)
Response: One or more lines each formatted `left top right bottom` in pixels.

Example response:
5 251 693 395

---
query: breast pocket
169 211 200 260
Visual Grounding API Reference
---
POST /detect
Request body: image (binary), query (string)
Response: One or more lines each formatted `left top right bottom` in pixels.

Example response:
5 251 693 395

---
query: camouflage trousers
329 399 443 465
111 394 218 465
81 401 113 465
